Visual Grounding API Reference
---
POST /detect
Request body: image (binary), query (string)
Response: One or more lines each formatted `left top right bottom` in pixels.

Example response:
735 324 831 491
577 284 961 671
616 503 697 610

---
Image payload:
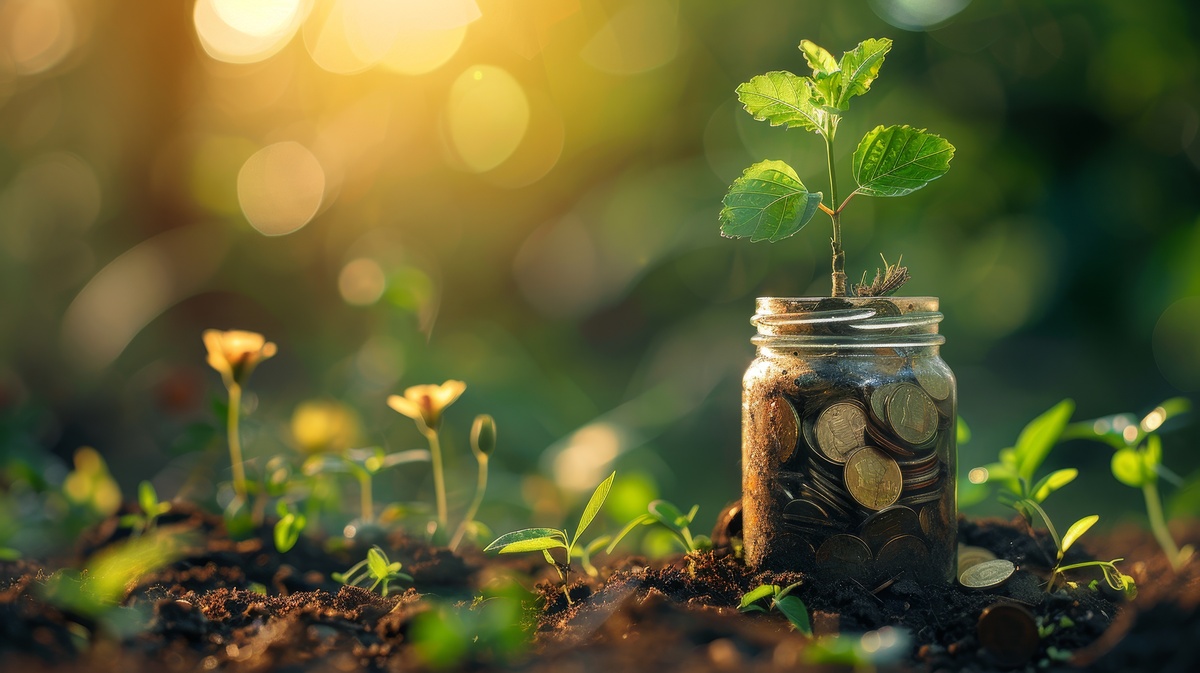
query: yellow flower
203 329 277 389
387 380 466 432
291 400 361 454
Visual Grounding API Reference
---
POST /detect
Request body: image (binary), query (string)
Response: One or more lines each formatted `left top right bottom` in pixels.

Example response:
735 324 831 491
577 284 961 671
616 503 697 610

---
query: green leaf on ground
852 125 955 198
720 160 822 243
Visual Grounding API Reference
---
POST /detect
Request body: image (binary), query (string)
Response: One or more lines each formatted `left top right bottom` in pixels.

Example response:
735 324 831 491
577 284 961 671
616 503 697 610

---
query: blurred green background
2 0 1198 554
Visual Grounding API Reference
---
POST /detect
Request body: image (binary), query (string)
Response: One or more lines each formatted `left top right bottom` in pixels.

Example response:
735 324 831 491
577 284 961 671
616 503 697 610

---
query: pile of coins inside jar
772 365 955 583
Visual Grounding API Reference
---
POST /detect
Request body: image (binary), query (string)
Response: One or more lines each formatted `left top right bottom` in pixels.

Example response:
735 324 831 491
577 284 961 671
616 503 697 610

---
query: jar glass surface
741 297 957 585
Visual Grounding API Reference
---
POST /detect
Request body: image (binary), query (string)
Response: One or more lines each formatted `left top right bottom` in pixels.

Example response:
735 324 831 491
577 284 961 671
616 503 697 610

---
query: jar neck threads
752 296 944 351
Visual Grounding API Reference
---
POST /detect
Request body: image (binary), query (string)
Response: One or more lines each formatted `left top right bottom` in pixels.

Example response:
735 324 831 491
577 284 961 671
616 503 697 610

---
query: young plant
332 545 413 596
1063 398 1194 571
606 500 713 555
739 581 812 636
203 329 277 499
119 481 171 536
450 414 496 550
484 471 616 604
387 380 467 532
303 446 430 524
720 37 955 297
273 500 307 553
971 399 1079 556
1046 515 1135 598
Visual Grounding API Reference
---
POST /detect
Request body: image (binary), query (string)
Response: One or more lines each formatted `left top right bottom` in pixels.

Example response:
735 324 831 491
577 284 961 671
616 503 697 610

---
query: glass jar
741 297 957 585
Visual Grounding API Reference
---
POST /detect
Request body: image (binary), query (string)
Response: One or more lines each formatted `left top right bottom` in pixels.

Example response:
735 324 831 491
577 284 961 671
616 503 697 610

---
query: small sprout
854 254 910 297
247 582 268 596
607 500 713 556
203 329 277 498
304 447 430 524
388 380 467 530
573 536 612 578
1045 646 1073 663
450 414 496 551
119 481 171 536
332 546 412 596
485 471 616 604
273 500 307 553
739 581 811 636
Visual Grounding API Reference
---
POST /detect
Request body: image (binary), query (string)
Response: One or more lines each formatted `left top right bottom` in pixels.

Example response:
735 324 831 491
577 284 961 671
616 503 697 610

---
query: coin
875 534 930 579
815 402 868 463
886 383 939 446
918 498 952 538
913 365 951 402
710 500 742 549
957 545 997 573
783 498 829 520
863 299 901 318
858 505 921 552
843 447 903 511
959 559 1016 589
815 534 872 577
977 602 1039 667
869 384 899 426
773 396 800 464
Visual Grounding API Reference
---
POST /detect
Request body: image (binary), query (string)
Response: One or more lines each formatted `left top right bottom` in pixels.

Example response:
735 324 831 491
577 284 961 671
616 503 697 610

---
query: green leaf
835 38 891 109
1062 515 1099 554
1112 448 1150 488
274 513 305 553
798 40 838 77
138 481 159 516
367 547 389 579
739 584 779 609
1013 399 1076 484
852 125 955 198
1144 434 1162 470
648 500 688 533
485 528 566 553
605 514 654 554
735 71 829 133
573 471 616 548
773 595 813 636
720 160 823 243
1031 468 1078 503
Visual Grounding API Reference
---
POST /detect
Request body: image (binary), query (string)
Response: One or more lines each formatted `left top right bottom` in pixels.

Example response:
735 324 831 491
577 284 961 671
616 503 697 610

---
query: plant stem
226 384 246 498
824 134 845 296
450 456 488 551
1143 480 1183 570
424 428 448 529
359 472 374 523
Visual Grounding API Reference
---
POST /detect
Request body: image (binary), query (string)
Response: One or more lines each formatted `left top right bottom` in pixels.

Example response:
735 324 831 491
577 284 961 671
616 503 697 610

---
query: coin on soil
843 446 903 511
977 602 1039 667
886 383 939 446
956 545 997 573
815 401 868 463
959 558 1016 589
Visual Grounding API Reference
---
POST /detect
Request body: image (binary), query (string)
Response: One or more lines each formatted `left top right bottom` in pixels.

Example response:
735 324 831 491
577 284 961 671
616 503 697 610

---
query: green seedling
484 471 616 605
119 481 171 536
607 500 713 555
739 581 811 635
332 545 412 596
273 500 307 553
304 447 430 525
450 414 496 551
720 37 955 297
1046 514 1135 598
573 536 612 578
1063 398 1194 571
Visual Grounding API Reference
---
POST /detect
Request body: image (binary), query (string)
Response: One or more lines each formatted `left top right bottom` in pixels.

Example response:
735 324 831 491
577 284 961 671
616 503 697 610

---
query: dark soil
1 504 1196 672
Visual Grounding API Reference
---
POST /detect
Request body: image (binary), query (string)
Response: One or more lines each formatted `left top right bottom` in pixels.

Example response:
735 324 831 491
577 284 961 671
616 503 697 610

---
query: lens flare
194 0 305 64
237 141 326 236
446 65 529 173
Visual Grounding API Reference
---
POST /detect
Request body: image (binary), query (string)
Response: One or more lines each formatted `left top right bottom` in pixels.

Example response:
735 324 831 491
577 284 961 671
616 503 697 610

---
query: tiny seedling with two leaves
484 471 615 604
739 582 811 636
606 500 713 555
332 545 412 597
119 481 171 536
720 37 955 297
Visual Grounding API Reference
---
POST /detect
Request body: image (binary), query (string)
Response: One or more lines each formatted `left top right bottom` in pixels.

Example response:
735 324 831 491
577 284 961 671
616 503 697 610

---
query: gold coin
843 447 903 511
815 401 867 464
858 505 921 552
914 364 951 402
959 559 1016 589
977 602 1039 667
886 383 939 446
772 396 800 464
815 533 872 569
875 534 930 579
957 545 997 573
869 383 898 426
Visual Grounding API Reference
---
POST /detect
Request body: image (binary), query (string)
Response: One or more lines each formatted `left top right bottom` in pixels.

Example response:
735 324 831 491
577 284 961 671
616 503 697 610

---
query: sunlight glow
447 65 529 172
552 423 621 493
237 141 326 236
1142 407 1166 432
580 0 679 75
2 0 76 75
194 0 306 65
338 258 386 306
380 23 467 75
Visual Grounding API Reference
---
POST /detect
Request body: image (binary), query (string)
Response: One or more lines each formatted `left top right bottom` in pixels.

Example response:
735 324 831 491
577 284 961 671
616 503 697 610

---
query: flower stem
226 384 246 498
1143 480 1183 570
424 429 448 528
825 134 845 297
450 456 488 550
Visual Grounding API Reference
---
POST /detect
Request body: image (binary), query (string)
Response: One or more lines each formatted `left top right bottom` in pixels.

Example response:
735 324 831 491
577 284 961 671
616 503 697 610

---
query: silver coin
959 559 1016 589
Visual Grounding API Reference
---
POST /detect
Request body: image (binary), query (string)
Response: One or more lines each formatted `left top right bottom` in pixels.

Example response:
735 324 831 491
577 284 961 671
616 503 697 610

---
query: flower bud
471 414 496 458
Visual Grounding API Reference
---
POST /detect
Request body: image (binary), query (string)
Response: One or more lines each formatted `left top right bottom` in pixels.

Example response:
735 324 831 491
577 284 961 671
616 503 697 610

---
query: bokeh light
236 141 326 236
446 65 530 173
193 0 306 64
579 0 680 75
0 0 76 75
338 258 386 306
1153 296 1200 391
